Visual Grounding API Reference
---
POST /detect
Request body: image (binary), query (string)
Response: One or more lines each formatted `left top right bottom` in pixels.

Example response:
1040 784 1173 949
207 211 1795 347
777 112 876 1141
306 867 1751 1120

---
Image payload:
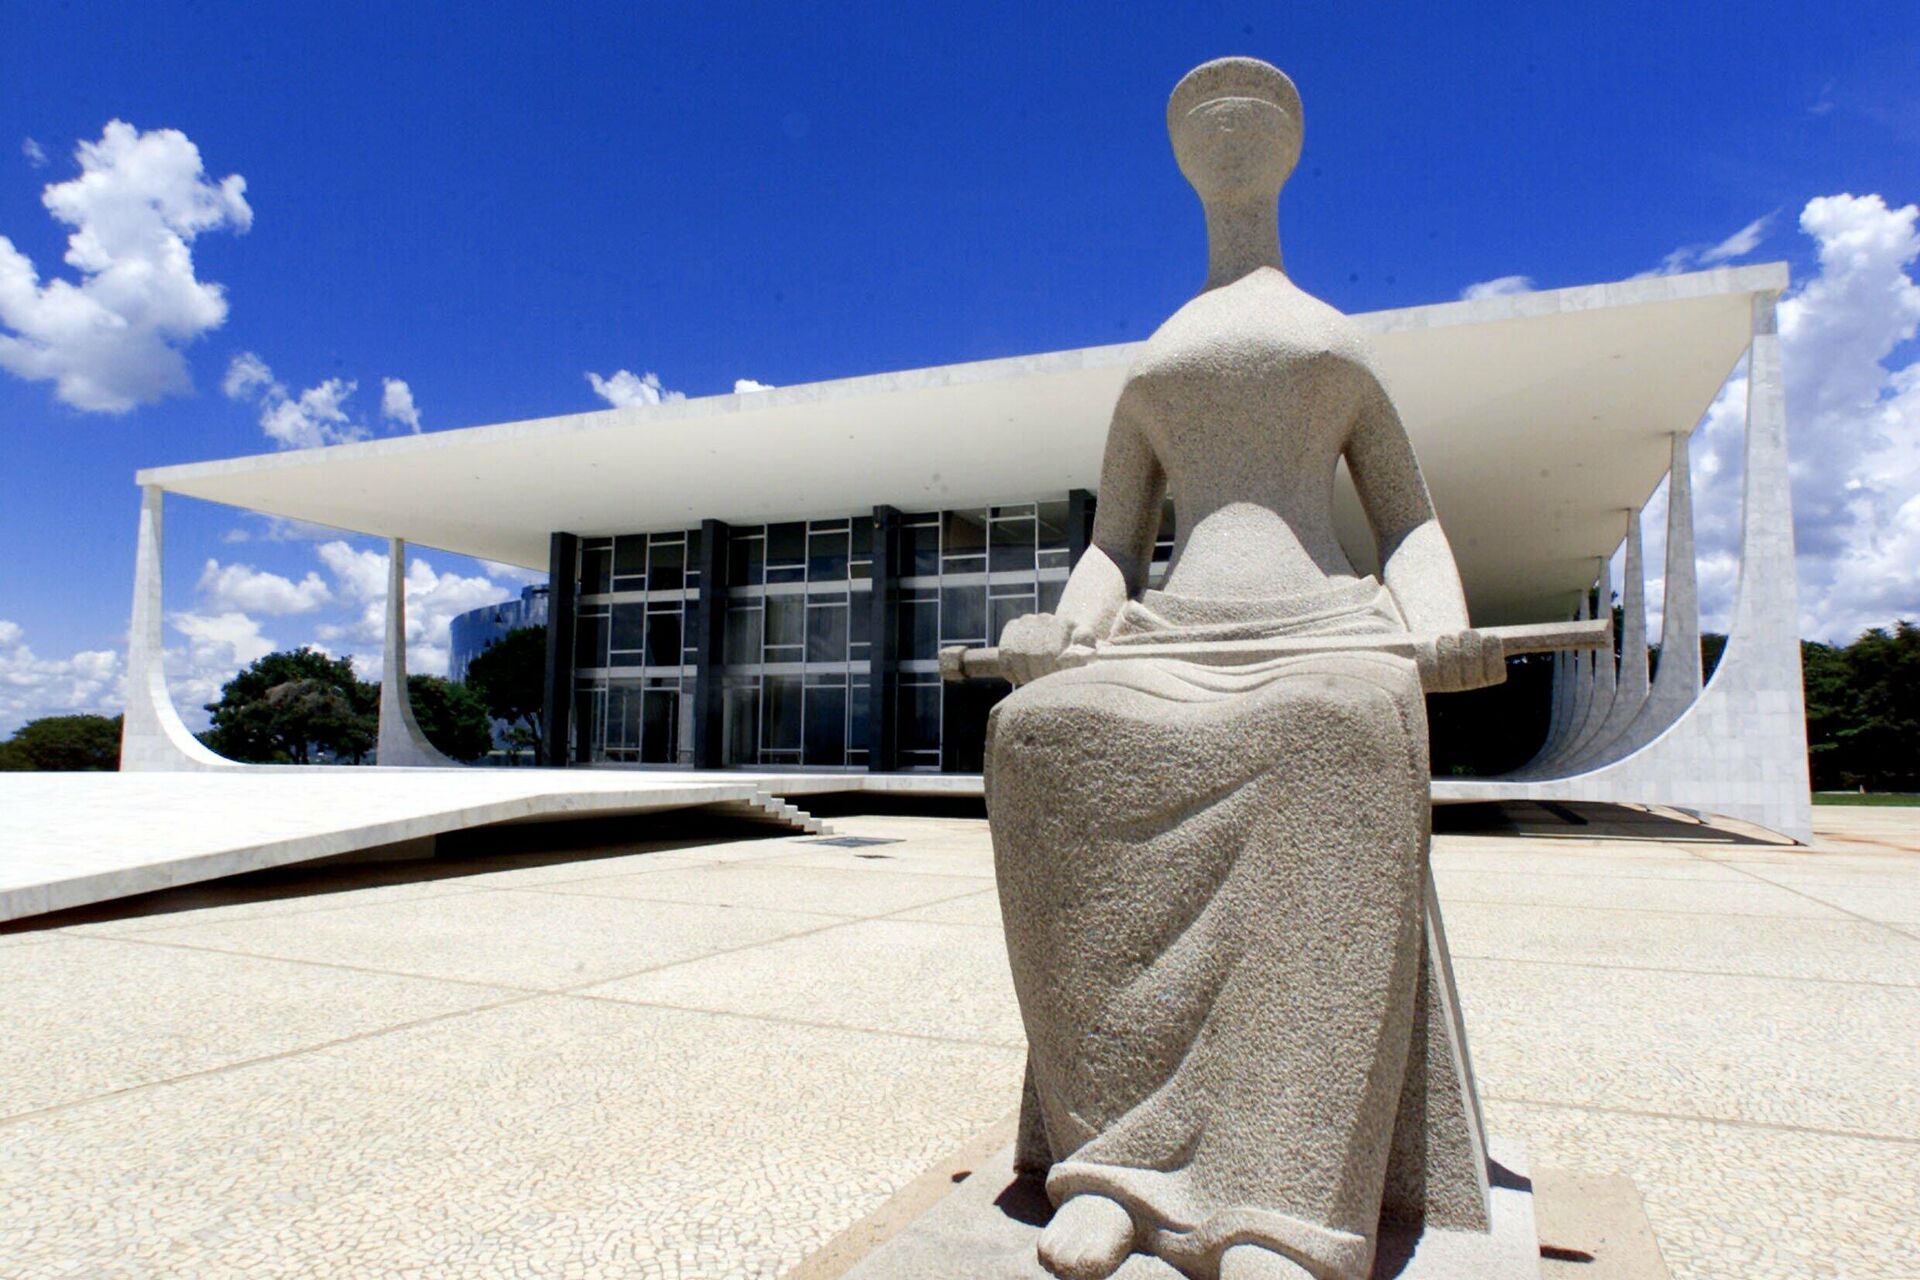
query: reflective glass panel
581 543 613 595
728 533 764 588
807 528 849 582
905 520 940 576
764 675 803 750
724 603 761 665
804 682 847 765
766 595 804 649
940 585 987 643
806 598 848 663
648 538 684 592
613 536 648 589
644 611 682 667
610 603 646 655
990 517 1036 573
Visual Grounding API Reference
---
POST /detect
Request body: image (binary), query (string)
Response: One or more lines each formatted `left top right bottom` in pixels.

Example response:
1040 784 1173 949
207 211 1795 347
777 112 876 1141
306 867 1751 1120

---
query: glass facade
568 496 1163 770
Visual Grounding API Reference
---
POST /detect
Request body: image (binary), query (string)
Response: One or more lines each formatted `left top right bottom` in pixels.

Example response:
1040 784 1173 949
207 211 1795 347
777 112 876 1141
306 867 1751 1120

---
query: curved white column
1557 555 1616 764
1568 509 1650 769
377 537 459 768
1440 294 1812 841
120 487 237 771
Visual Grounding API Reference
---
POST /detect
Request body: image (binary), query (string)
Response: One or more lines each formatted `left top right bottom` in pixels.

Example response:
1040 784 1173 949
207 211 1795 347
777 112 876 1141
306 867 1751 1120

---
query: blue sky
2 2 1917 731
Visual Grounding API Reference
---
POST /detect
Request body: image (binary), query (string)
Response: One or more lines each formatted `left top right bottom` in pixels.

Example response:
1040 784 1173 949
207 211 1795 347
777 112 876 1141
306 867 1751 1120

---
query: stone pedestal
843 1138 1543 1280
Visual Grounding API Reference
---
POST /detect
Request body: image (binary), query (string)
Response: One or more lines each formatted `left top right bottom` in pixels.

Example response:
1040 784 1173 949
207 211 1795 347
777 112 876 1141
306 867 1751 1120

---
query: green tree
201 648 376 764
403 675 495 762
465 626 548 764
0 714 123 771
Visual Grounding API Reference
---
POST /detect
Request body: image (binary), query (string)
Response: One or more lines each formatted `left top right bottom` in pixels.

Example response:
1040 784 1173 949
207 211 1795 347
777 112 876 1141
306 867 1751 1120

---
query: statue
979 58 1506 1280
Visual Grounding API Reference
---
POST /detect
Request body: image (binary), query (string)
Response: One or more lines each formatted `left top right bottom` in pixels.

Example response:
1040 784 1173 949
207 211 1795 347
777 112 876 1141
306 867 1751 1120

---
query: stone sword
938 617 1613 693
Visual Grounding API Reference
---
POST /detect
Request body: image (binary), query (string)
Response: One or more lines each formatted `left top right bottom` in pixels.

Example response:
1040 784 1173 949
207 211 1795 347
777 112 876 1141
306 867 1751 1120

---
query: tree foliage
1803 621 1920 791
201 648 376 764
405 675 494 762
0 714 123 771
465 625 547 763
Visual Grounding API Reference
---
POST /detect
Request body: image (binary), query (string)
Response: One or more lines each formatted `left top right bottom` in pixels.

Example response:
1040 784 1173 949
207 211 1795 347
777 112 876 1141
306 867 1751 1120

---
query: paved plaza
1 800 1915 1279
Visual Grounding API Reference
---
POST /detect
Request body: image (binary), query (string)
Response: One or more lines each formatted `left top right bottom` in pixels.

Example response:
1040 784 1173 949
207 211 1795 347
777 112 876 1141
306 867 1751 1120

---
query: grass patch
1813 792 1920 807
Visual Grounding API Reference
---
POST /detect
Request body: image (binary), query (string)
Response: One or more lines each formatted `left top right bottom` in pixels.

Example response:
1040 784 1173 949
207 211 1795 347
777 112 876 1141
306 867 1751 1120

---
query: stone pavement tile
441 850 715 889
891 888 1004 928
767 844 997 880
1429 846 1745 881
1433 868 1848 919
583 918 1026 1047
1483 1097 1920 1280
0 935 504 1118
1456 956 1920 1139
0 996 1025 1280
529 860 990 918
1716 877 1920 927
113 888 834 991
1442 899 1920 986
56 877 490 936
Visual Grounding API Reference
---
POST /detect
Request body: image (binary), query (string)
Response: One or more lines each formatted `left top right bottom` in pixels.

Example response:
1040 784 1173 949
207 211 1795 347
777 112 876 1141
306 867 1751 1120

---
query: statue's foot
1037 1193 1134 1279
1219 1243 1315 1280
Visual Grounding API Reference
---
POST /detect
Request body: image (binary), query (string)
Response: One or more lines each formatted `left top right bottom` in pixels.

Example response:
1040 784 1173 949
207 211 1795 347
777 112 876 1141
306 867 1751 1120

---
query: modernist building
120 264 1813 840
448 584 549 683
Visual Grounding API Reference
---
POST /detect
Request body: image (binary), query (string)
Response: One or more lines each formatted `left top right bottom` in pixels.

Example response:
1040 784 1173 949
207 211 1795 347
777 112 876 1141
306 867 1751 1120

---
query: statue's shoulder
1133 269 1376 376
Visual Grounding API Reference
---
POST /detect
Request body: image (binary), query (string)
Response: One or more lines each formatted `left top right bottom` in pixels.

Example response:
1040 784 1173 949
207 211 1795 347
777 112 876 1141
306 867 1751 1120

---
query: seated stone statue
985 58 1497 1280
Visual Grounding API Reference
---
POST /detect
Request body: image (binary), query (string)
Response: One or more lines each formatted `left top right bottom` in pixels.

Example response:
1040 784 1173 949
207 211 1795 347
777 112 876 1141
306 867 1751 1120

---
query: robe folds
984 578 1431 1280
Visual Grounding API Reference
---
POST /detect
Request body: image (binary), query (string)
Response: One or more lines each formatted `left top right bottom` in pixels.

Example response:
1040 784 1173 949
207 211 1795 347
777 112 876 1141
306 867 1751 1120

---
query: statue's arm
1345 377 1470 636
996 395 1163 682
1055 396 1165 641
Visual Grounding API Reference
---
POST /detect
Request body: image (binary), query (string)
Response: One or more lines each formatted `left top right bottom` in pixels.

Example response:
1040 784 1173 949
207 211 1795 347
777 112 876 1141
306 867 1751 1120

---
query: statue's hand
997 613 1091 686
1422 628 1508 693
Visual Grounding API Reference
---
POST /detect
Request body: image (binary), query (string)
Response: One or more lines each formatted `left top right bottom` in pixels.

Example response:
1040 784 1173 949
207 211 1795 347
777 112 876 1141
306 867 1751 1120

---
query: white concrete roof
140 264 1784 626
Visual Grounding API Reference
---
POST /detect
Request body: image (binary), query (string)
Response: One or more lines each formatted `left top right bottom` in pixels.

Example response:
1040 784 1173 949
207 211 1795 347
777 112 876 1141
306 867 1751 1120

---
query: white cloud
1459 275 1534 301
195 558 332 615
223 352 369 449
0 121 251 412
0 619 122 734
1701 213 1775 264
1642 193 1920 645
381 376 421 432
315 540 510 676
734 378 775 394
586 368 684 408
165 610 277 718
21 138 46 168
1642 212 1776 277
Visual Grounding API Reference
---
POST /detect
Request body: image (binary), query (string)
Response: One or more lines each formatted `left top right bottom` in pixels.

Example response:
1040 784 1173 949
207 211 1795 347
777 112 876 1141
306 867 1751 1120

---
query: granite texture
982 57 1493 1280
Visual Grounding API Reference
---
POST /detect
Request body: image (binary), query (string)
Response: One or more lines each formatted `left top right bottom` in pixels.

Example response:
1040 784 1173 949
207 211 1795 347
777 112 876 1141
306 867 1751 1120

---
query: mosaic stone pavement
1 800 1915 1278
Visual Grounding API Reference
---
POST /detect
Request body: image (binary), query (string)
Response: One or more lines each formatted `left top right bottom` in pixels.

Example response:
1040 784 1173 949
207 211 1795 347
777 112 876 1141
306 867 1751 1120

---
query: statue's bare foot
1219 1243 1315 1280
1038 1193 1133 1279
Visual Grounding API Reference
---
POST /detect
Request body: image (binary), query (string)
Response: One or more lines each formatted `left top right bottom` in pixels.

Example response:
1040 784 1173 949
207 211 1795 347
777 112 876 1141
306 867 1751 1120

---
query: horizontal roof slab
141 264 1783 626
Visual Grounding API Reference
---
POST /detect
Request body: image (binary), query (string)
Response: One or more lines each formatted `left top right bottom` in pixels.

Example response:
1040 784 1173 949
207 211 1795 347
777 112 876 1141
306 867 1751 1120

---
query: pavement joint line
44 929 547 996
38 882 493 938
1489 1094 1920 1147
1700 857 1920 941
1449 950 1920 990
502 883 873 920
560 991 1027 1053
0 987 547 1132
1438 896 1854 922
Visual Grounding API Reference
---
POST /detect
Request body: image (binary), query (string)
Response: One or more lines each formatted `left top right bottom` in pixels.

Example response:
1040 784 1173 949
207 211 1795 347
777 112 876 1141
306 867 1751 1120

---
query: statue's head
1167 58 1302 204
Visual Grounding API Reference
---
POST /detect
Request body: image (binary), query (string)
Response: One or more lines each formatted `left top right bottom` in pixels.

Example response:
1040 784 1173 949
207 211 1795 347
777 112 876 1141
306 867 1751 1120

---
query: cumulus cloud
0 619 122 734
0 121 251 412
313 540 510 676
21 138 46 168
1459 275 1534 301
222 351 368 449
1642 212 1777 277
1632 194 1920 645
195 558 332 615
734 378 775 394
586 368 684 408
381 377 421 432
1701 213 1775 264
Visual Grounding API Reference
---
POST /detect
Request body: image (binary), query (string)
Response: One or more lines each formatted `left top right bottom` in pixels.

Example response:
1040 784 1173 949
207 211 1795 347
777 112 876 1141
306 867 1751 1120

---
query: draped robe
984 578 1467 1280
